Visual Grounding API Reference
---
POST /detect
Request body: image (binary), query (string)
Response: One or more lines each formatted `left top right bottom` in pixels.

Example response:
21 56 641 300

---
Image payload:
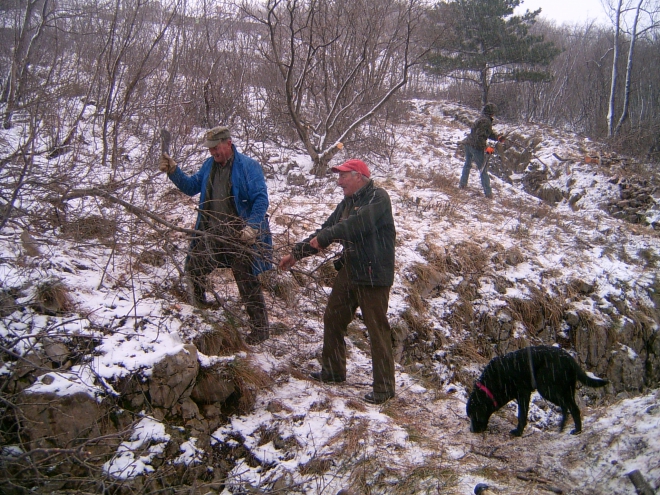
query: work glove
239 226 258 245
485 146 495 154
159 152 176 174
497 135 506 143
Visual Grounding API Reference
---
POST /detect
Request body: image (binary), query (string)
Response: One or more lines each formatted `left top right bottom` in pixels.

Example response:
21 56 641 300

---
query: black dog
467 346 608 436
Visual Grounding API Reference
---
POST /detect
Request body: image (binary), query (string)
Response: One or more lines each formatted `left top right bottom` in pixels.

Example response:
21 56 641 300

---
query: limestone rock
18 391 104 450
191 367 236 405
607 344 645 392
149 344 199 409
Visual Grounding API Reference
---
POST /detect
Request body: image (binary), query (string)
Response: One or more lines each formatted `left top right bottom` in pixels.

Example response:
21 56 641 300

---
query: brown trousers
185 235 268 332
322 267 395 396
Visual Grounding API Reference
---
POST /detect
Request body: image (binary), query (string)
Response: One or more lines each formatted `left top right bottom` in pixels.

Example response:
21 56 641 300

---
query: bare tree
605 0 660 137
613 0 660 135
606 0 624 137
242 0 426 175
2 0 54 129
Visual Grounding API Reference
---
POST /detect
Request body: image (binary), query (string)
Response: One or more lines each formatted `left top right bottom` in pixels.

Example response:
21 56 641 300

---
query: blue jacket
168 145 273 274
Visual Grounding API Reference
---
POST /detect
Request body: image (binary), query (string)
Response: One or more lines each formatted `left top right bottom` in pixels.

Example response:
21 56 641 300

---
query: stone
191 368 236 405
607 344 645 392
149 344 199 409
42 338 70 364
178 397 200 420
18 391 104 450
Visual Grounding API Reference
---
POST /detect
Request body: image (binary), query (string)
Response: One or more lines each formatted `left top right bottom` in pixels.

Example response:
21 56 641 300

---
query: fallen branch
627 470 654 495
552 153 571 162
54 187 260 254
516 473 563 493
470 446 508 462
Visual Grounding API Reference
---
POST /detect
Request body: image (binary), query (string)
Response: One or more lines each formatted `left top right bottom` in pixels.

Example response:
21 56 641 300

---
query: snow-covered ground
1 98 659 494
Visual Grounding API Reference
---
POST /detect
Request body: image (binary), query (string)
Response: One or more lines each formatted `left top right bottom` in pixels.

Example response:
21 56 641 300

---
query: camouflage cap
202 126 231 148
482 103 497 116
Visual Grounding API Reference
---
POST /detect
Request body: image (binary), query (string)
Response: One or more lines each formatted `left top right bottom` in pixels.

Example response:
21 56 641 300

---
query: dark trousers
322 268 395 396
185 234 268 332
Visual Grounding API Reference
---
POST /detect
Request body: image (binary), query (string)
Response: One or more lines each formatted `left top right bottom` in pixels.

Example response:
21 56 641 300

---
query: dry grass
448 241 491 276
309 397 333 412
407 262 449 299
298 456 334 477
637 247 659 268
34 278 74 314
566 278 596 299
261 271 298 306
506 287 565 336
192 323 245 356
227 357 274 413
61 215 117 241
348 456 459 495
346 322 370 352
400 308 433 340
136 249 166 268
325 418 370 459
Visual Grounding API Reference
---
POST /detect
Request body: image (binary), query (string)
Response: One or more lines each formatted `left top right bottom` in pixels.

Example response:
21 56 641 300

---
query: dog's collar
476 382 498 407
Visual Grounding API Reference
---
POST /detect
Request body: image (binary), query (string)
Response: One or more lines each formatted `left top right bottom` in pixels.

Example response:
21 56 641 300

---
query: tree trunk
614 0 644 136
3 0 47 129
607 0 623 138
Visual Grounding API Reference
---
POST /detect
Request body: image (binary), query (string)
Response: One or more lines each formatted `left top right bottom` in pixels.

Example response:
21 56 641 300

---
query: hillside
1 98 659 494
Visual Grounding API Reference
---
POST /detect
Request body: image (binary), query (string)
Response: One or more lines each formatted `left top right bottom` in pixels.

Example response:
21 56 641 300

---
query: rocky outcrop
605 177 659 228
8 338 246 491
149 344 199 410
18 390 105 451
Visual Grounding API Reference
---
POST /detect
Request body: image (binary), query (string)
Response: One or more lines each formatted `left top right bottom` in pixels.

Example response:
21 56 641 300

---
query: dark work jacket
465 113 498 150
292 180 395 287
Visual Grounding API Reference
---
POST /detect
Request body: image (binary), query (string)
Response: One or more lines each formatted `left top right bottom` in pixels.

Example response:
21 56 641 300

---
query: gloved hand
239 226 258 245
159 152 176 174
485 146 495 154
497 135 506 143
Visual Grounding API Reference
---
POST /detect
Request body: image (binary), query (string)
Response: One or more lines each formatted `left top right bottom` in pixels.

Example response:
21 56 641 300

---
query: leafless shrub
316 261 338 288
241 0 428 175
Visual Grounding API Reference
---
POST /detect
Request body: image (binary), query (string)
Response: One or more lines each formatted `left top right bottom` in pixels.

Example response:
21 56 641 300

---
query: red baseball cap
331 159 370 178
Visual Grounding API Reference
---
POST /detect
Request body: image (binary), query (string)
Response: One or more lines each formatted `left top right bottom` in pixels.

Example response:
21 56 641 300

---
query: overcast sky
516 0 612 26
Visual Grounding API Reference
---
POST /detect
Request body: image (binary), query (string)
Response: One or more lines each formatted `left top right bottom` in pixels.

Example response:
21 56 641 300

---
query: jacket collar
347 178 374 201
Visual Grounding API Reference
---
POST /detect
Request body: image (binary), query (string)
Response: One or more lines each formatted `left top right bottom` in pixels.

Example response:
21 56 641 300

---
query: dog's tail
575 365 608 388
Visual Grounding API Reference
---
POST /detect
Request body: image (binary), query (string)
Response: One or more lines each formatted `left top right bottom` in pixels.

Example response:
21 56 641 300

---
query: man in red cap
279 159 397 404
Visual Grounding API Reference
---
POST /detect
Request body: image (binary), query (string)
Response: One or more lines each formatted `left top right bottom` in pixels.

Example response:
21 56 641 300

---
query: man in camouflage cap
458 103 505 198
159 126 272 344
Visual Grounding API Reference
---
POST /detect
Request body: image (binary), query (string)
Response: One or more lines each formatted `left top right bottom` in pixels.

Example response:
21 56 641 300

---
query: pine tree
426 0 560 106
